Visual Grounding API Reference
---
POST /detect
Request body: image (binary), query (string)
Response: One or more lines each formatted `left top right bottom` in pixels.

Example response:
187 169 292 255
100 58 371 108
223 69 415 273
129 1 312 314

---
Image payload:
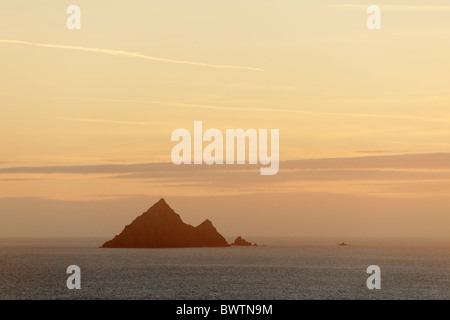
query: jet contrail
52 96 450 124
55 117 152 126
331 4 450 12
0 39 264 71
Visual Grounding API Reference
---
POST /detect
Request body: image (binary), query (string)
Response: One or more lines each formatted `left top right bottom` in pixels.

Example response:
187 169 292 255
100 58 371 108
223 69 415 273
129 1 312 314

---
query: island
231 236 253 246
101 198 230 248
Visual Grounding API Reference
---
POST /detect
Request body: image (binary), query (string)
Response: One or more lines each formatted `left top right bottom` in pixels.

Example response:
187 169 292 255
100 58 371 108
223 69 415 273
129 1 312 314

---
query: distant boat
339 242 350 246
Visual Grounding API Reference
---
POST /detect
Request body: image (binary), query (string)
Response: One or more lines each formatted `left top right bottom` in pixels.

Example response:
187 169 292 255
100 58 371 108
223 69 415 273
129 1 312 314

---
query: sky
1 0 450 238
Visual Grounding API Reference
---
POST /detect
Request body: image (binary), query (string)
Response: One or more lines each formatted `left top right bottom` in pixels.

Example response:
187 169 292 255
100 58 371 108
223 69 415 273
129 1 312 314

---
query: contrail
0 39 264 71
53 96 450 124
55 117 152 126
331 4 450 11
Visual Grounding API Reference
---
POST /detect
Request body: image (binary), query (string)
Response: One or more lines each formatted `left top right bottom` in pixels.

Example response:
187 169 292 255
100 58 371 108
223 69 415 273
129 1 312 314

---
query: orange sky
1 1 450 237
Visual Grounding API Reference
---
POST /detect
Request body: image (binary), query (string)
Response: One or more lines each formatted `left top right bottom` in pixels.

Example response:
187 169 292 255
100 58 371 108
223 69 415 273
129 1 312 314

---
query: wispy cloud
55 117 154 126
53 96 450 124
0 39 264 72
357 150 393 154
3 154 450 202
230 83 297 92
331 4 450 12
2 153 450 175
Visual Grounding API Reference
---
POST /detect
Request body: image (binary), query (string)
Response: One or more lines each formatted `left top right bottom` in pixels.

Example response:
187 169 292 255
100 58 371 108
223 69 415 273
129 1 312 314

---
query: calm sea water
0 237 448 300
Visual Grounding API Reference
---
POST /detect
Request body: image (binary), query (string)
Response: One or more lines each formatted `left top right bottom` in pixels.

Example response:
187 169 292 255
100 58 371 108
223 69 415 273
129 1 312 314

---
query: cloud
357 150 393 154
331 4 450 12
52 96 450 124
0 39 264 72
55 117 155 126
0 178 38 182
3 154 450 203
230 83 297 92
2 153 450 175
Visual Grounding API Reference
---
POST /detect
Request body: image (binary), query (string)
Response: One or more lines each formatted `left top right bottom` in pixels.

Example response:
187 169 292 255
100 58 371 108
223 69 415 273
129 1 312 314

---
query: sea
0 237 448 300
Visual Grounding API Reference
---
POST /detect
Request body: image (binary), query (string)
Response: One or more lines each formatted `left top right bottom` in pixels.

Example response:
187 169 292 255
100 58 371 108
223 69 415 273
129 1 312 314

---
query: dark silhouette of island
101 198 229 248
231 236 253 246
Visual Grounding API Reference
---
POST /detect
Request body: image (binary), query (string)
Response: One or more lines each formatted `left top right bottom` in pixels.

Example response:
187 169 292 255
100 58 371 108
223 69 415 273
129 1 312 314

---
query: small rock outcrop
231 236 253 246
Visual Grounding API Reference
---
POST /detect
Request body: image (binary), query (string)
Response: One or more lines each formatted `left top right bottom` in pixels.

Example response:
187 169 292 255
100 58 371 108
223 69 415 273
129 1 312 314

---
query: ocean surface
0 237 448 300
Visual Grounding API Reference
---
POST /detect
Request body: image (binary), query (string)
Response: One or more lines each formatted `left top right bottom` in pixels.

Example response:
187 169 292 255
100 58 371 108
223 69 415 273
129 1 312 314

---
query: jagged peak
146 197 171 211
197 219 214 228
156 198 168 205
139 197 180 222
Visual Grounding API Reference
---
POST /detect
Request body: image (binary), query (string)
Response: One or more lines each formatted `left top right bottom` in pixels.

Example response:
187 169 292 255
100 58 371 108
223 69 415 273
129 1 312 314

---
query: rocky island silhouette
101 198 230 248
231 236 253 246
